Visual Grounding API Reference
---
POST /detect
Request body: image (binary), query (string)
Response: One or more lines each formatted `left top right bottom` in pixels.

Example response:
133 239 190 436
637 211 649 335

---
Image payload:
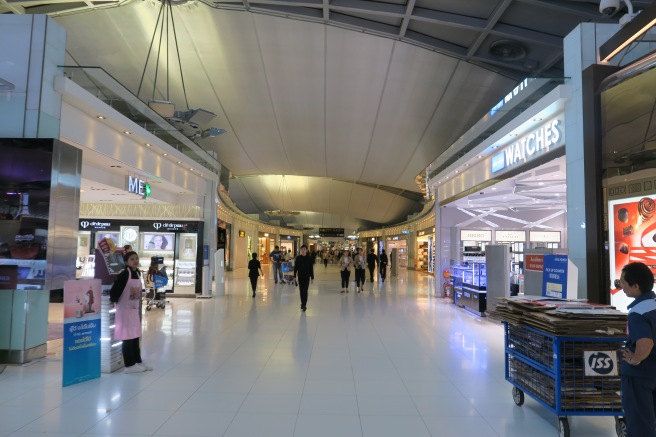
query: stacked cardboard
490 297 627 336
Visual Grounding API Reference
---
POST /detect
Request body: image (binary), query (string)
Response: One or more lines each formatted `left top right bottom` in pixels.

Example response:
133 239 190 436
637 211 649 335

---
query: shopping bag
153 275 168 289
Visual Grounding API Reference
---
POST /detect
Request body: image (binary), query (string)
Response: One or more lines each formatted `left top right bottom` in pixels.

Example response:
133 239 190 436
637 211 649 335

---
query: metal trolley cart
503 322 627 437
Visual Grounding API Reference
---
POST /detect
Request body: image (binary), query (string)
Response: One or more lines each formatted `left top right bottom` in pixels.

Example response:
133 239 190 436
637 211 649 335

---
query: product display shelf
417 243 429 271
451 262 487 316
100 294 123 373
174 260 196 290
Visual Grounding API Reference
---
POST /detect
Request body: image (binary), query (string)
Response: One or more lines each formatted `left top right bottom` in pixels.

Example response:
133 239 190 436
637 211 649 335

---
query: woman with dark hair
294 245 314 312
147 234 168 250
338 250 352 293
109 251 153 374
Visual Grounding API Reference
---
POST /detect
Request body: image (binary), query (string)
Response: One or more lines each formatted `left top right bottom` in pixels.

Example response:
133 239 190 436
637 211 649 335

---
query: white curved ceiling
4 0 647 233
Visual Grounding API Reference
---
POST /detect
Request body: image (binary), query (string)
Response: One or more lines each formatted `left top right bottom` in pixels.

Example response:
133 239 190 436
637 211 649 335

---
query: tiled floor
1 265 619 436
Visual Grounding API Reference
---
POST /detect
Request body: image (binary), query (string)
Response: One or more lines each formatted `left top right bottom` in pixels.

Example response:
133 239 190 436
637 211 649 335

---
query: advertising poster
608 195 656 312
542 255 568 299
62 279 101 387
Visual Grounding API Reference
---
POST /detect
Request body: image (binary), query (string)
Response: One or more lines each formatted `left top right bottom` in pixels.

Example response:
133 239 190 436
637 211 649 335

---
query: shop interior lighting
96 115 106 120
124 131 131 135
145 143 151 147
162 153 168 156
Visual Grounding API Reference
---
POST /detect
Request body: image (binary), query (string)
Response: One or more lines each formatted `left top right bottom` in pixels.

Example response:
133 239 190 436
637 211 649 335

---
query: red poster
525 254 544 272
609 195 656 312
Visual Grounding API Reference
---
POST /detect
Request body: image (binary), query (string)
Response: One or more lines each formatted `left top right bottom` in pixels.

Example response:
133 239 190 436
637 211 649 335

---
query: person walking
248 252 264 298
270 245 284 284
294 245 314 312
379 249 388 282
323 252 329 268
338 250 353 293
353 248 366 293
618 262 656 437
367 248 378 282
109 251 153 374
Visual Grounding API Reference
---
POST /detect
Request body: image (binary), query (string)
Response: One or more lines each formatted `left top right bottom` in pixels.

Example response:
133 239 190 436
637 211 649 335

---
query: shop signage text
79 220 113 230
525 254 544 272
127 176 151 199
489 78 530 117
542 255 568 299
495 230 526 242
460 229 492 242
319 228 344 237
79 219 199 233
152 222 185 231
491 119 563 174
529 231 561 243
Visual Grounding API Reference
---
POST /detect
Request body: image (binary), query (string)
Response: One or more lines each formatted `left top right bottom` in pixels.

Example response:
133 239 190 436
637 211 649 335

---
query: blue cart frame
503 322 627 437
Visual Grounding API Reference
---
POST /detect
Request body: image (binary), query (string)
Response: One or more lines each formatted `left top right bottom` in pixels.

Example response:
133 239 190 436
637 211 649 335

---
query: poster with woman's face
142 233 174 252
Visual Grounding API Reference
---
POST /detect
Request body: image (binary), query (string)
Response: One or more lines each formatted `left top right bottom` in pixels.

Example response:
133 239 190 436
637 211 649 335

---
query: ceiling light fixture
162 153 168 156
97 116 106 120
124 131 131 135
145 143 151 147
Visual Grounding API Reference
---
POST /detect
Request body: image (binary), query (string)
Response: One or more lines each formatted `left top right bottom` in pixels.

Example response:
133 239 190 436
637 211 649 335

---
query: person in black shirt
366 248 378 282
294 245 314 312
248 253 264 298
379 249 388 282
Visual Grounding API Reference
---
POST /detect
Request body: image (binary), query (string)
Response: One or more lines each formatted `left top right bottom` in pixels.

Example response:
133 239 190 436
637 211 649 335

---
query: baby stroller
143 257 169 310
281 261 297 285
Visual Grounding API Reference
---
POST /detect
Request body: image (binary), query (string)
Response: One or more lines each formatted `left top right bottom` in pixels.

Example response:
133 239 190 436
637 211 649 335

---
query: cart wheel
558 418 570 437
146 305 152 311
615 417 627 437
512 387 524 406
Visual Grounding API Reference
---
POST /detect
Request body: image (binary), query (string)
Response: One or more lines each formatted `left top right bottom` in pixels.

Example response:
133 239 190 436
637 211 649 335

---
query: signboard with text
542 255 568 299
495 230 526 242
525 254 544 272
460 229 492 242
319 228 345 237
63 279 102 387
529 231 561 243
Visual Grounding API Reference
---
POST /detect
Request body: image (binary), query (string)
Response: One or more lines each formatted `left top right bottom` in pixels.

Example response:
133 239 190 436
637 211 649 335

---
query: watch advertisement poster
608 195 656 312
62 279 101 387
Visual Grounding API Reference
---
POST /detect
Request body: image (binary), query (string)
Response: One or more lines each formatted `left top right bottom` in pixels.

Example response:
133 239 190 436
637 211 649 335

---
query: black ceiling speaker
489 40 527 61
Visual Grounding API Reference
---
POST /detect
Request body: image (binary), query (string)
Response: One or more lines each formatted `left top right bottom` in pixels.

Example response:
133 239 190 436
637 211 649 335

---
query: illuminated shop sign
489 78 530 117
127 176 151 199
460 230 492 242
529 231 561 243
495 230 526 242
491 118 563 174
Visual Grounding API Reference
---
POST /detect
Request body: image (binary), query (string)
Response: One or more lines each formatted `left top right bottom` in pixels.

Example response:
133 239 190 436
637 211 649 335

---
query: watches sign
491 118 564 174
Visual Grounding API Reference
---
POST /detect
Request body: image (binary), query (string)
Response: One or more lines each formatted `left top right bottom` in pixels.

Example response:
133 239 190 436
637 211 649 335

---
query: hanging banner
62 279 102 387
542 255 568 299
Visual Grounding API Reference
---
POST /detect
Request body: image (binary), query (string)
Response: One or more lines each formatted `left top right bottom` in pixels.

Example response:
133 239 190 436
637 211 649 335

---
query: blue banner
542 255 568 299
63 279 101 387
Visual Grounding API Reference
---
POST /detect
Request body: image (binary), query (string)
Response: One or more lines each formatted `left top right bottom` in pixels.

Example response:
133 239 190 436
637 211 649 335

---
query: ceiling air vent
489 40 527 61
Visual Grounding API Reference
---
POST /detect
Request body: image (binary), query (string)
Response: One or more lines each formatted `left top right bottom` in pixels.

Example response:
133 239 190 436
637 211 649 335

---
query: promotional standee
62 279 102 386
78 219 203 294
542 255 568 299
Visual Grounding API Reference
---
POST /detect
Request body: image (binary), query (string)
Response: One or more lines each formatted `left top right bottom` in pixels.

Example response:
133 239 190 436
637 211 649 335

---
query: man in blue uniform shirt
269 246 284 284
619 262 656 437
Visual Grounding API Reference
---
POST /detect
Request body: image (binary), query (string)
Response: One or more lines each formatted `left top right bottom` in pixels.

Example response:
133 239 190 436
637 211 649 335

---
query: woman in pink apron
109 251 153 373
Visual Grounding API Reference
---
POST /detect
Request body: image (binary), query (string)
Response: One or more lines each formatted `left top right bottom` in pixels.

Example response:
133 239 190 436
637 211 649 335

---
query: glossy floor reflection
1 265 617 436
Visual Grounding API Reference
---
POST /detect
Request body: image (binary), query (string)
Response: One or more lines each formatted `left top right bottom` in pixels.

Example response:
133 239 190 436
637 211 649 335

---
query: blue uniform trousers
622 374 656 437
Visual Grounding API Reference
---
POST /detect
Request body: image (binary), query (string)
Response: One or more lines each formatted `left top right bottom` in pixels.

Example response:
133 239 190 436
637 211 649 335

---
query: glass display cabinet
451 262 487 316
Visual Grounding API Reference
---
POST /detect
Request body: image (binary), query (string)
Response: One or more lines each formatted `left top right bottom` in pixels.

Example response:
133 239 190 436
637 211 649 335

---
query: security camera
600 0 620 16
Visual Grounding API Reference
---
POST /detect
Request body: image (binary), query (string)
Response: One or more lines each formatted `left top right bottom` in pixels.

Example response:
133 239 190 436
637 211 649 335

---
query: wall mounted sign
319 228 344 237
489 78 530 117
525 254 544 272
127 176 151 199
79 219 200 233
491 118 564 174
460 229 492 242
529 231 561 243
495 230 526 242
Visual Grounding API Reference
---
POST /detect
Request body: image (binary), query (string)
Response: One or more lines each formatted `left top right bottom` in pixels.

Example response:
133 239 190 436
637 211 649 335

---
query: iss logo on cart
584 351 618 376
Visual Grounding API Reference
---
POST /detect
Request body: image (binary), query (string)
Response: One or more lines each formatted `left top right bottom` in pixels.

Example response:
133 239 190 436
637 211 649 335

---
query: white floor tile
0 268 621 437
294 414 362 437
154 411 235 436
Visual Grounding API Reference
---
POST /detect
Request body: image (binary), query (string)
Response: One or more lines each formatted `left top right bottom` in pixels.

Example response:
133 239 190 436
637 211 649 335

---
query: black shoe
274 281 277 284
252 293 256 298
301 305 306 311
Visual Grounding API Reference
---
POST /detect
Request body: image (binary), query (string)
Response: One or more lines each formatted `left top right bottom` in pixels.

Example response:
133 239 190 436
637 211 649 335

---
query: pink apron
114 274 142 340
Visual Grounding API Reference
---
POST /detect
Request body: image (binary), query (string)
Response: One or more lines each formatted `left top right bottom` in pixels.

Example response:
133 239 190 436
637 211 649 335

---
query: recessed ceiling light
477 155 483 159
539 182 544 185
455 170 459 174
503 196 508 199
556 193 560 197
145 143 151 147
177 161 182 164
124 131 131 135
533 118 543 122
464 163 470 167
492 145 499 149
97 116 106 120
200 174 203 176
491 187 497 190
190 168 193 171
446 176 449 179
536 178 541 181
163 153 168 156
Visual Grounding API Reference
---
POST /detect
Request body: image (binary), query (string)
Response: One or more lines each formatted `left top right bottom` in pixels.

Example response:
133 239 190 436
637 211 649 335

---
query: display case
416 242 429 271
451 262 487 316
174 260 196 292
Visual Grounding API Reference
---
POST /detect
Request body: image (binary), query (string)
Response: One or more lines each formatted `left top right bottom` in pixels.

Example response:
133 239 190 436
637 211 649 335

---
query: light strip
602 17 656 62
